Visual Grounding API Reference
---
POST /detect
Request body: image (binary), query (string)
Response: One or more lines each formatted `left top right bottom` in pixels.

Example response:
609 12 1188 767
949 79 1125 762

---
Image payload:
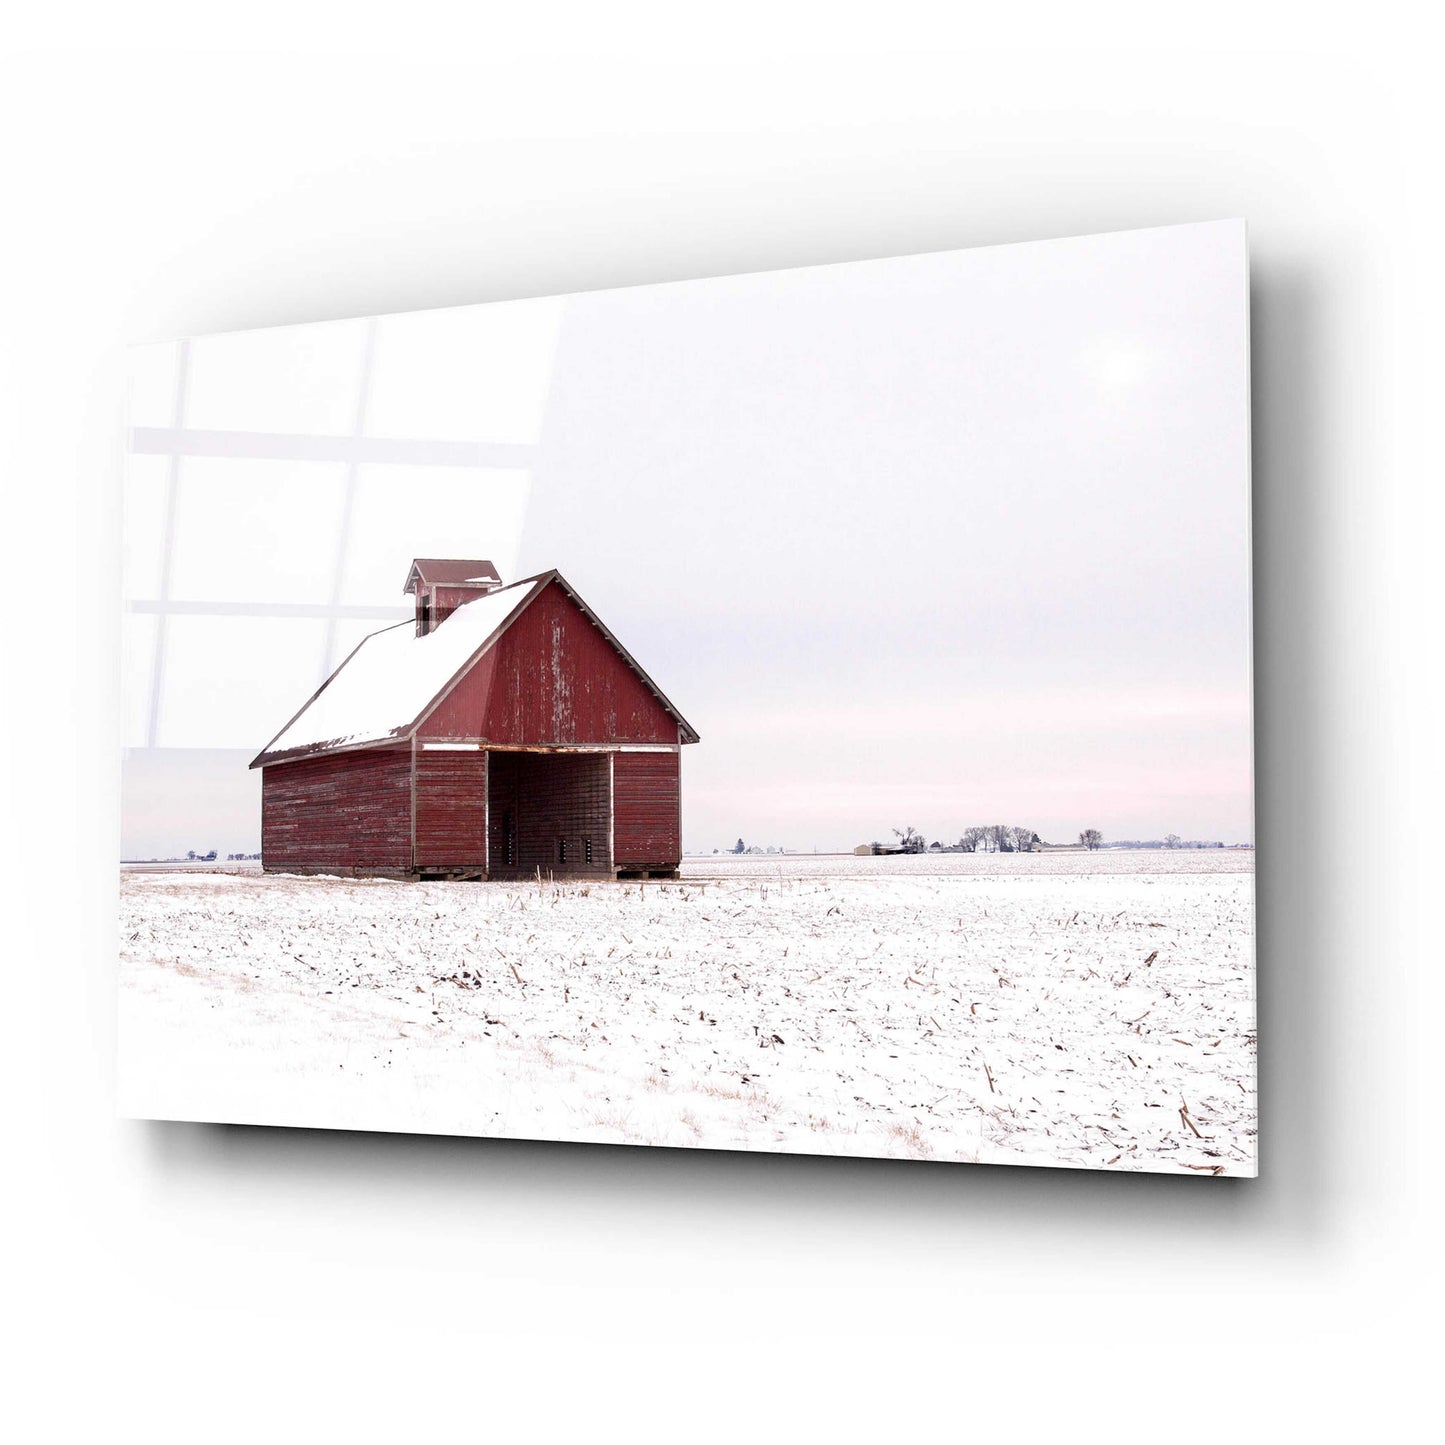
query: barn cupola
404 558 503 637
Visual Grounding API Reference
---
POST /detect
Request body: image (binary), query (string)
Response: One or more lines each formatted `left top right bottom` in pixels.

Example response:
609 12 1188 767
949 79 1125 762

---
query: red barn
250 560 699 880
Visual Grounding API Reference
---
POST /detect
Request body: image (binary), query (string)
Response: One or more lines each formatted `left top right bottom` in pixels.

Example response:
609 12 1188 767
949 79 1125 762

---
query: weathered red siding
262 746 412 874
612 751 681 869
419 580 678 744
414 749 488 867
487 751 611 878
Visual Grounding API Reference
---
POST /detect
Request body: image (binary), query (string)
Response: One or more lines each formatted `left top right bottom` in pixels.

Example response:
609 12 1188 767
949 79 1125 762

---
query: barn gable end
418 578 680 745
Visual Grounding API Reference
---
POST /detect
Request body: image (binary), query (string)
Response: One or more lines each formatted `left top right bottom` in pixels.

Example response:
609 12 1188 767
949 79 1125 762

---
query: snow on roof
254 576 544 764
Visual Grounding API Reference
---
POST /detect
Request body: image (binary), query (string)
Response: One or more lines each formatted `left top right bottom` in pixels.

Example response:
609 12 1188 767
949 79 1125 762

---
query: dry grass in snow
118 853 1255 1174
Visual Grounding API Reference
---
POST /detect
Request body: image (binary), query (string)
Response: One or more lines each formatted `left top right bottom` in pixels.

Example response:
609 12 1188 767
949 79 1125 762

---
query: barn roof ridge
250 569 698 768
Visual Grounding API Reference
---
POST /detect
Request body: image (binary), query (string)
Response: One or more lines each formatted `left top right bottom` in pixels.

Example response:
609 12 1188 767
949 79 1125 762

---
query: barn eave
248 731 412 769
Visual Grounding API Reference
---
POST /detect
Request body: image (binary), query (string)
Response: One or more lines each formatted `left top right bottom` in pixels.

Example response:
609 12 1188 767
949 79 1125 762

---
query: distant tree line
883 826 1110 852
722 825 1234 857
887 824 1042 854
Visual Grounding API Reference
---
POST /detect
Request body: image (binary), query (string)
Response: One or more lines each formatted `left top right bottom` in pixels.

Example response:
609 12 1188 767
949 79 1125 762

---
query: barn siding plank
262 747 412 872
612 751 681 869
414 750 489 867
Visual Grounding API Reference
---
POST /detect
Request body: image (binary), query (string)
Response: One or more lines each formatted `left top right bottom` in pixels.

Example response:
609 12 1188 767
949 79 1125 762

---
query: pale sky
122 220 1251 857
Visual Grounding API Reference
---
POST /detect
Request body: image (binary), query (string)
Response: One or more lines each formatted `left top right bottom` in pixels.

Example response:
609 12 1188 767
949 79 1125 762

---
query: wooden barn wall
262 747 412 873
414 750 488 866
486 751 611 877
612 751 681 868
420 580 678 745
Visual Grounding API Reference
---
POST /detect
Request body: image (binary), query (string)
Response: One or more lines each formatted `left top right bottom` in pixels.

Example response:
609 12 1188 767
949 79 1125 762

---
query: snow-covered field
118 852 1256 1174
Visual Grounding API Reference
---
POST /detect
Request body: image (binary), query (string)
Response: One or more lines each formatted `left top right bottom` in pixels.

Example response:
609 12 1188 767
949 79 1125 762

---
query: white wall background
2 6 1438 1438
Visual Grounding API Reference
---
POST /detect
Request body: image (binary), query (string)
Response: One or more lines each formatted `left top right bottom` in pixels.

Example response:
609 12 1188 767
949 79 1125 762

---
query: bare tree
1163 833 1181 850
954 825 1040 853
1079 829 1103 851
893 825 925 854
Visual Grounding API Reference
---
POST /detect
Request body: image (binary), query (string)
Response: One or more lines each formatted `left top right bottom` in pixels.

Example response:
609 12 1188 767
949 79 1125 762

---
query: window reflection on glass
123 301 559 753
168 458 349 605
185 318 371 436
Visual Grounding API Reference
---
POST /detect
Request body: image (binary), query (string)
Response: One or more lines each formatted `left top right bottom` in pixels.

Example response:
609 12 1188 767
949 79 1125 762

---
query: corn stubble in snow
118 851 1256 1174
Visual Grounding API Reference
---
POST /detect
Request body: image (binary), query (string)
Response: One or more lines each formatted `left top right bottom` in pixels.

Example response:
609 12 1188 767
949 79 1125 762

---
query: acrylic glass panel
119 222 1255 1175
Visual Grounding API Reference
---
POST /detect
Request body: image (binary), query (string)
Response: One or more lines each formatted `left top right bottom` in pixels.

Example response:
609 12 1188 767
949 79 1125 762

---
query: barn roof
250 570 699 767
403 558 501 593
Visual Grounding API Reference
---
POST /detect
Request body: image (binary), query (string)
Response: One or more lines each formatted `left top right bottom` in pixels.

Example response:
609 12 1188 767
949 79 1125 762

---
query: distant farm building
250 560 699 880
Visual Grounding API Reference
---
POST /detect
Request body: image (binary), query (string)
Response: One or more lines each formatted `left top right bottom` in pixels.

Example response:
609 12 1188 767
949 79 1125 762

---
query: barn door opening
486 751 611 878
